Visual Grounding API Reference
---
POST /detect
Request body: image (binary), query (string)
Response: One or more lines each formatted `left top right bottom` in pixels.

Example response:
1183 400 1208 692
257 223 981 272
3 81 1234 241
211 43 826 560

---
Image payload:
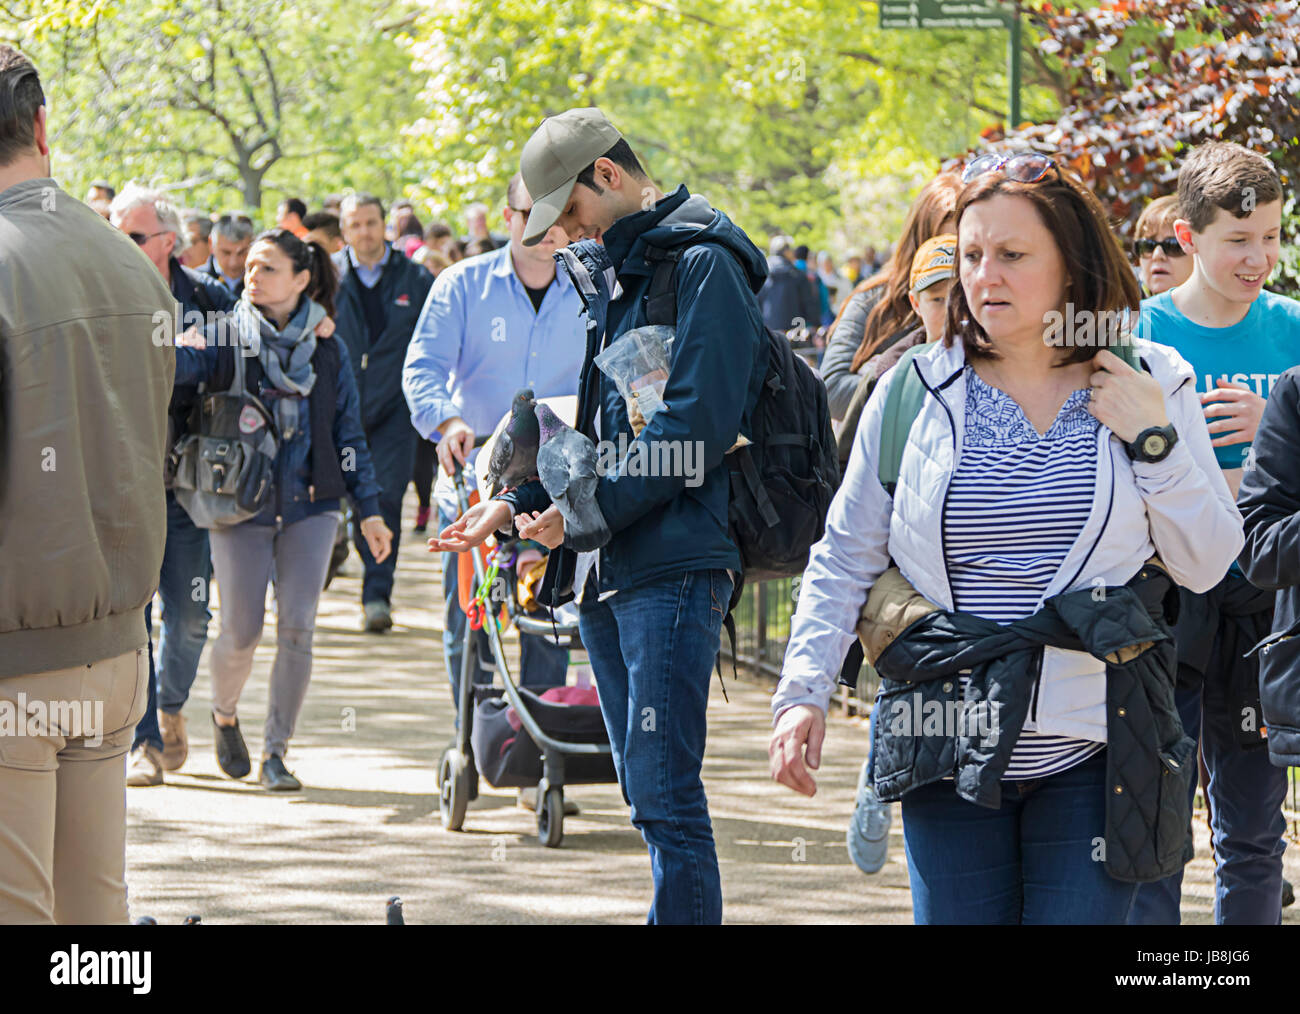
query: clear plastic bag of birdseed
594 325 675 425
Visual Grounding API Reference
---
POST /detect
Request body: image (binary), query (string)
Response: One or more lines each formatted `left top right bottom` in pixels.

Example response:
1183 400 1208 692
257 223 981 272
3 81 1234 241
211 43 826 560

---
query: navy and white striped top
943 366 1105 780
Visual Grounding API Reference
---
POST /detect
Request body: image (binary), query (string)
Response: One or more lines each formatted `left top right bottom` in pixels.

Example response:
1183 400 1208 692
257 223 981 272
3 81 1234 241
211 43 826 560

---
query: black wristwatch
1124 423 1179 463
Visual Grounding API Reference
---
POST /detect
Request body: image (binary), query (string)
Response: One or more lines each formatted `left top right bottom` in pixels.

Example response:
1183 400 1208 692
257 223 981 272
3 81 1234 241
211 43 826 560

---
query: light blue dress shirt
402 244 586 445
347 242 391 289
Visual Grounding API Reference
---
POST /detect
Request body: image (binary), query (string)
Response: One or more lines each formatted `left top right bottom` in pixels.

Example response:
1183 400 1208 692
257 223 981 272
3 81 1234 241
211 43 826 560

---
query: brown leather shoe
126 744 164 787
159 710 188 771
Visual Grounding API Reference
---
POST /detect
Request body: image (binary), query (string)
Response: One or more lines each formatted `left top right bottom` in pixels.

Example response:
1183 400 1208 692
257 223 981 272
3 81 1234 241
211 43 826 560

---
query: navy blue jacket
505 185 768 600
757 254 818 333
332 246 433 431
175 305 382 527
1237 365 1300 767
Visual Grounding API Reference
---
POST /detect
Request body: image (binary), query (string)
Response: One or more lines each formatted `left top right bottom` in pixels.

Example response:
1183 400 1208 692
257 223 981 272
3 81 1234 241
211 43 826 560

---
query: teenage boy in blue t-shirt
1130 141 1300 925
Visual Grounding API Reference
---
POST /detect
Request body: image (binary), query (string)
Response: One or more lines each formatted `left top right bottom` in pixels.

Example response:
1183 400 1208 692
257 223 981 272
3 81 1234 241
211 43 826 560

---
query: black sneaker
211 713 250 780
260 753 302 791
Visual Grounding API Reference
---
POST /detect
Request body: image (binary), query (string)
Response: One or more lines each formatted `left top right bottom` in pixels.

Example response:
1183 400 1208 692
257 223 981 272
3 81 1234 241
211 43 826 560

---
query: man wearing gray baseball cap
501 106 771 923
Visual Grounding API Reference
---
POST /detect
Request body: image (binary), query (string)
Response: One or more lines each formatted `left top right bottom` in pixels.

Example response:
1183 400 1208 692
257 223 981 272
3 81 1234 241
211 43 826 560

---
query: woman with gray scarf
175 229 391 791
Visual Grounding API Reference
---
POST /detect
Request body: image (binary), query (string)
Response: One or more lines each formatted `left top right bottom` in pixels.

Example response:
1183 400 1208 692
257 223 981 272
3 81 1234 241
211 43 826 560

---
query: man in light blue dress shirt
403 173 586 715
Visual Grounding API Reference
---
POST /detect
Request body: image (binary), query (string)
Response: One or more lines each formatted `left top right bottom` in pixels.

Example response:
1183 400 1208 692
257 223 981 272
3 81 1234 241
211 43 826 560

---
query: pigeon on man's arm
483 388 540 496
535 403 610 552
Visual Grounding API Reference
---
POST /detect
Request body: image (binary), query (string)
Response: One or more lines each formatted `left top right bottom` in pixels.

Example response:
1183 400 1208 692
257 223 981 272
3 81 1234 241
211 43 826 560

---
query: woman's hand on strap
1086 349 1169 443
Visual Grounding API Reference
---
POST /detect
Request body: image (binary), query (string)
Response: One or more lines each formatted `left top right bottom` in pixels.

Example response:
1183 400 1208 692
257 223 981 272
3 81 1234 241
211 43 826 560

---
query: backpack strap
877 343 929 497
643 245 683 326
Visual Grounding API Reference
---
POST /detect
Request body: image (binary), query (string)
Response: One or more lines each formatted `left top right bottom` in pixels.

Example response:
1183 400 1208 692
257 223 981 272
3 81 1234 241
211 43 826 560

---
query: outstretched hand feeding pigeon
534 402 611 553
483 388 540 496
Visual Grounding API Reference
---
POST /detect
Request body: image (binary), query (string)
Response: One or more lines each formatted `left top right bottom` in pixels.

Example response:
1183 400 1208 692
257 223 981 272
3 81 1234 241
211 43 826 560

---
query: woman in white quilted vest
768 153 1242 924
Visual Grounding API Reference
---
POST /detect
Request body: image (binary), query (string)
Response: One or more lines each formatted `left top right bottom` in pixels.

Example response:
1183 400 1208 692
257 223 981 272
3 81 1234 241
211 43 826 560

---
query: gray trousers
209 513 338 758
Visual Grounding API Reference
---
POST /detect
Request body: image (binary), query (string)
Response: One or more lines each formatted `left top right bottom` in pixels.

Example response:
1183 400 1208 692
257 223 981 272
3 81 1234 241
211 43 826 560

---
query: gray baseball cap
520 107 623 247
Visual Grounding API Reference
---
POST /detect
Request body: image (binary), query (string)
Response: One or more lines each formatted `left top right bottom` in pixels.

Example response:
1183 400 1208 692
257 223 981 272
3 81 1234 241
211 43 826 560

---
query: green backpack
876 340 1145 495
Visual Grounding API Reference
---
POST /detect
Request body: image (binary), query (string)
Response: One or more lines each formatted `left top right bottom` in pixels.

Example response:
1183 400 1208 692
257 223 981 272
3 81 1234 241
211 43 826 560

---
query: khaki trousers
0 647 148 924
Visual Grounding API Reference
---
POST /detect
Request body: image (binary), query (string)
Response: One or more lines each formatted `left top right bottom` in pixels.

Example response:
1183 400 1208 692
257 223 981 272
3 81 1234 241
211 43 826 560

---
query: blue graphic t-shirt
1138 288 1300 470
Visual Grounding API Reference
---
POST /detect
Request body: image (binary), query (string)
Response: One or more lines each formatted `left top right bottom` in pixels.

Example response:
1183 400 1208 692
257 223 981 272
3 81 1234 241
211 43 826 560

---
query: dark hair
253 227 338 318
0 45 45 166
396 210 424 238
848 171 963 372
1178 140 1284 233
301 211 342 242
90 180 115 198
424 221 453 244
278 196 308 220
574 138 647 194
340 192 384 220
793 244 810 261
945 159 1142 365
465 237 497 256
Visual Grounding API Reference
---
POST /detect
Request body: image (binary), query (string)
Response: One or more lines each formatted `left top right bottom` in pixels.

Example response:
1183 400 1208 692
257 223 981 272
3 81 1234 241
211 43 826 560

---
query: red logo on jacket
395 293 410 307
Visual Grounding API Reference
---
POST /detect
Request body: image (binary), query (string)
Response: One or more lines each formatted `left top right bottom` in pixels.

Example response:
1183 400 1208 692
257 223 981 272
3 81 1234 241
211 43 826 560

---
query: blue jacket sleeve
593 244 762 533
331 339 383 519
174 344 225 388
1238 368 1300 590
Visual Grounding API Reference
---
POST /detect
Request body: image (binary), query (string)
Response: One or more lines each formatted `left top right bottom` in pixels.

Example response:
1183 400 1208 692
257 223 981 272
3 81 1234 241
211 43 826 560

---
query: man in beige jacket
0 45 175 923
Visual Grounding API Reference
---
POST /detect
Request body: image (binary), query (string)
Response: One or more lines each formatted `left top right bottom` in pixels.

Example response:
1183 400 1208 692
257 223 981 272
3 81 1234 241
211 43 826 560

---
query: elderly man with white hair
110 182 237 786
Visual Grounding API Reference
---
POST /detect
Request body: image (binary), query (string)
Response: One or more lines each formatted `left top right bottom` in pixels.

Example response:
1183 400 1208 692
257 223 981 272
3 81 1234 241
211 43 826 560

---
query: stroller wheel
439 747 470 831
537 782 565 848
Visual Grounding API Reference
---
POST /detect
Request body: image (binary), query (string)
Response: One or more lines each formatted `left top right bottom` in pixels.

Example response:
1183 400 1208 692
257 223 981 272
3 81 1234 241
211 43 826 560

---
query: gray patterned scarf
234 297 325 439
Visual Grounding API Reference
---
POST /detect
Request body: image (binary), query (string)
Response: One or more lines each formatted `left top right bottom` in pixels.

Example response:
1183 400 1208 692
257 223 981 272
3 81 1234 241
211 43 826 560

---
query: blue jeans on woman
901 750 1138 924
578 568 732 925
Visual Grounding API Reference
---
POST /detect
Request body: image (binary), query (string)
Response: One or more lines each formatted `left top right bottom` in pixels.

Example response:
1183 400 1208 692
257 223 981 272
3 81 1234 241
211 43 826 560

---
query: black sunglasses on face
1134 237 1186 259
129 230 169 246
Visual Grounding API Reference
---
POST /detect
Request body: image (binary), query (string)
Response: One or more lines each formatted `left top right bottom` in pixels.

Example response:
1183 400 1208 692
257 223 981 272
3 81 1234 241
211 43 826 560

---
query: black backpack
642 242 839 687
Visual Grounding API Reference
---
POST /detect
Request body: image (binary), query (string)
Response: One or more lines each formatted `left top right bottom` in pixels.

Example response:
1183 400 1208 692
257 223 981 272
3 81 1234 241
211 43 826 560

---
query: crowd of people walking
2 39 1299 927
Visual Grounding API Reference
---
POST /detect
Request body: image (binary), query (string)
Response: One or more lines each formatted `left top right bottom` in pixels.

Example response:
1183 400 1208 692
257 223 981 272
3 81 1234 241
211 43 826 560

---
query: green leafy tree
3 0 425 217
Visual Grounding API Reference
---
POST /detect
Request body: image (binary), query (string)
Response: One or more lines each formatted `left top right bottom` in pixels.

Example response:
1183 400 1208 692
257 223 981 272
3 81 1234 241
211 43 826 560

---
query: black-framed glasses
962 151 1058 185
1133 237 1186 259
128 230 169 246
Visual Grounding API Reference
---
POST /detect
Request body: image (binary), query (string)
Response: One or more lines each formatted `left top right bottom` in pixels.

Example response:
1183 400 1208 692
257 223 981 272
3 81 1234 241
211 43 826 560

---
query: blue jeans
1129 672 1288 925
132 493 213 751
578 568 732 925
901 750 1138 924
439 508 567 712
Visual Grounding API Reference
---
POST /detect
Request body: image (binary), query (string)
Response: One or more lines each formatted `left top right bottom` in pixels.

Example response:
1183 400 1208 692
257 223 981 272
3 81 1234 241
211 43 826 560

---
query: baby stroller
438 453 617 848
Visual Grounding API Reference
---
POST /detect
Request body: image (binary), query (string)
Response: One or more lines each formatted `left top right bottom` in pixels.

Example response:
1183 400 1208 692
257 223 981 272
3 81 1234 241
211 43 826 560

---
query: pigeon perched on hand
484 388 540 496
535 403 610 552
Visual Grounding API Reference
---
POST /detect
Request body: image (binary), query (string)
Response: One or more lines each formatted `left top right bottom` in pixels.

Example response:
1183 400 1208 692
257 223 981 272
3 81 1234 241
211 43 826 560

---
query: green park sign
879 0 1012 30
879 1 1023 125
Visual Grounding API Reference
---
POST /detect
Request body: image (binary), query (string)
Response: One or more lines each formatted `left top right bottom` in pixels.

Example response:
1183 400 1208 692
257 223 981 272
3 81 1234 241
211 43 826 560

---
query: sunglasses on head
129 230 169 246
961 151 1058 185
1133 237 1186 259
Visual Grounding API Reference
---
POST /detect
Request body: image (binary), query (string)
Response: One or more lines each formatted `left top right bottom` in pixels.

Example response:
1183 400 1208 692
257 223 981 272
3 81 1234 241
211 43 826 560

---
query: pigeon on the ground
386 896 405 925
183 914 202 925
535 403 610 552
134 916 157 926
483 389 539 496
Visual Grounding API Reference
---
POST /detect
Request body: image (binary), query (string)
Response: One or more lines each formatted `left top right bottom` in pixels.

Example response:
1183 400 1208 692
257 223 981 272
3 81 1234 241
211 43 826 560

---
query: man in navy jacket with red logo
333 193 433 631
